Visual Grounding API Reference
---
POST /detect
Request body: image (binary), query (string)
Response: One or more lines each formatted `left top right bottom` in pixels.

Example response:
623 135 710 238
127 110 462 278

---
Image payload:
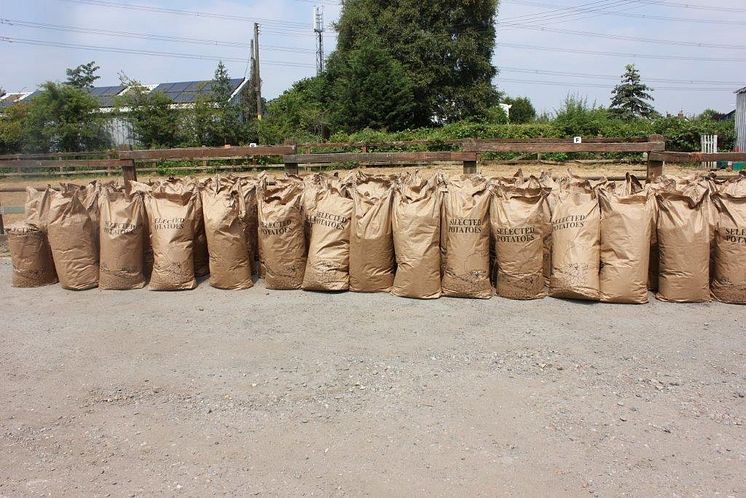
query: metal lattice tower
313 5 324 75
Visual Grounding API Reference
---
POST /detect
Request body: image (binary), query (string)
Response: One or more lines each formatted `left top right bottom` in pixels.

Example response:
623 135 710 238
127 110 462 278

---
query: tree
210 61 243 145
609 64 656 119
502 96 536 124
24 81 110 152
66 61 101 89
325 43 416 132
261 76 328 143
0 102 29 154
333 0 499 126
115 75 179 148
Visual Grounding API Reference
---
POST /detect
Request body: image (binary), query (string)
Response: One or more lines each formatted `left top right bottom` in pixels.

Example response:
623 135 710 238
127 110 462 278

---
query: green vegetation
609 64 656 120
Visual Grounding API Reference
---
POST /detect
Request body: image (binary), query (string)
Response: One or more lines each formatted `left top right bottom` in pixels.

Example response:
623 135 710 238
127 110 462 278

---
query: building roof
736 87 746 95
0 92 32 109
151 78 245 104
2 78 247 109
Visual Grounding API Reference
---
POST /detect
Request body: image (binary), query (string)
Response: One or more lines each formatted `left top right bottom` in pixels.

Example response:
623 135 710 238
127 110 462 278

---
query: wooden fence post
646 134 666 181
284 161 299 175
463 159 477 174
0 199 5 235
121 159 137 185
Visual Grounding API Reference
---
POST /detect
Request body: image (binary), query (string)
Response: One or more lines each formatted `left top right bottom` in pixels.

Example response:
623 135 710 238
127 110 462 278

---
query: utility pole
313 5 324 75
253 22 262 121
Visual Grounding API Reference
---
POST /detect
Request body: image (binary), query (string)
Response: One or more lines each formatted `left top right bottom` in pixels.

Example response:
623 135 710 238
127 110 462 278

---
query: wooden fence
2 135 745 234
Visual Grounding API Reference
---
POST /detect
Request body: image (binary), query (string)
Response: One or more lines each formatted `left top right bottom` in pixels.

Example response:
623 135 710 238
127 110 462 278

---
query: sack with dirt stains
98 185 147 290
391 172 445 299
200 177 253 290
710 189 746 304
144 185 199 291
549 183 601 301
348 172 396 293
598 182 655 304
441 175 491 299
238 176 259 269
302 178 354 291
490 183 551 300
6 222 58 288
258 175 306 289
46 189 99 290
655 182 711 302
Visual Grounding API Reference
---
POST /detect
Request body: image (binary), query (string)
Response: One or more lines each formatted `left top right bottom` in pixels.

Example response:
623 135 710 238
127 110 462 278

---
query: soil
0 259 744 496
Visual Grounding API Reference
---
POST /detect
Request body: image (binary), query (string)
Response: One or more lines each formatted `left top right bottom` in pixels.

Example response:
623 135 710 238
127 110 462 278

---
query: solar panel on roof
170 82 190 92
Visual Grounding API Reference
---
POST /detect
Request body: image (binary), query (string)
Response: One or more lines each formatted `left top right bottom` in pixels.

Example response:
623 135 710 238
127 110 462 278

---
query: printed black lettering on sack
723 227 746 244
447 217 482 234
103 222 139 235
260 219 293 235
552 214 587 230
153 217 185 230
308 211 350 230
494 226 537 243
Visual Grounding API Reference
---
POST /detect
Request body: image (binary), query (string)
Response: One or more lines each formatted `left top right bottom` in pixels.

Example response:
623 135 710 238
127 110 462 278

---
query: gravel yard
0 258 744 496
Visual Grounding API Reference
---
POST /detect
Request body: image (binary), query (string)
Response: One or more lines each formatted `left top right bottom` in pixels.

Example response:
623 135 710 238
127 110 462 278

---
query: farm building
0 78 249 146
736 87 746 152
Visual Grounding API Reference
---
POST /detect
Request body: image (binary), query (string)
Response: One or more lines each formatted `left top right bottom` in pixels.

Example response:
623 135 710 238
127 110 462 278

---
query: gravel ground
0 258 744 496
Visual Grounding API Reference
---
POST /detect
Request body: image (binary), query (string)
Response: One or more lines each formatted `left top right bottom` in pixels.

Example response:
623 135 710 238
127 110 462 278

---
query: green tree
115 76 179 148
333 0 499 126
261 76 328 143
503 96 536 124
554 94 611 136
210 61 243 145
24 81 110 152
325 43 416 132
0 102 29 154
66 61 101 89
609 64 656 119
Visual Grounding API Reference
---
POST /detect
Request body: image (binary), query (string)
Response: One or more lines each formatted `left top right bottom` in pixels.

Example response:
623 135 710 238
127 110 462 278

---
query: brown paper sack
47 190 99 290
302 180 354 291
129 181 154 278
549 189 601 301
201 178 253 290
25 186 52 230
145 188 199 291
258 176 306 289
302 173 329 247
6 223 58 288
99 186 146 290
441 175 491 299
238 176 260 268
391 172 444 299
711 191 746 304
655 184 710 302
598 186 654 304
491 184 551 300
349 172 395 293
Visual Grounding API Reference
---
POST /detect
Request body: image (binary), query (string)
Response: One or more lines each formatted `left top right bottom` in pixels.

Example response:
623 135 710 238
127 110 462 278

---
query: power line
0 36 316 68
501 0 638 24
503 0 746 25
496 77 734 92
498 66 741 86
627 0 746 13
0 18 317 53
496 41 746 62
57 0 310 30
497 22 746 51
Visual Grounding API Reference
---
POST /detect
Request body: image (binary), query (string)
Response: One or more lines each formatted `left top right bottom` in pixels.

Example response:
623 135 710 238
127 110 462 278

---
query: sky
1 0 745 116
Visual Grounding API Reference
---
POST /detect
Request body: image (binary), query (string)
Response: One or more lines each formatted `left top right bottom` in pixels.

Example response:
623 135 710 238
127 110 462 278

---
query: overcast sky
2 0 745 116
